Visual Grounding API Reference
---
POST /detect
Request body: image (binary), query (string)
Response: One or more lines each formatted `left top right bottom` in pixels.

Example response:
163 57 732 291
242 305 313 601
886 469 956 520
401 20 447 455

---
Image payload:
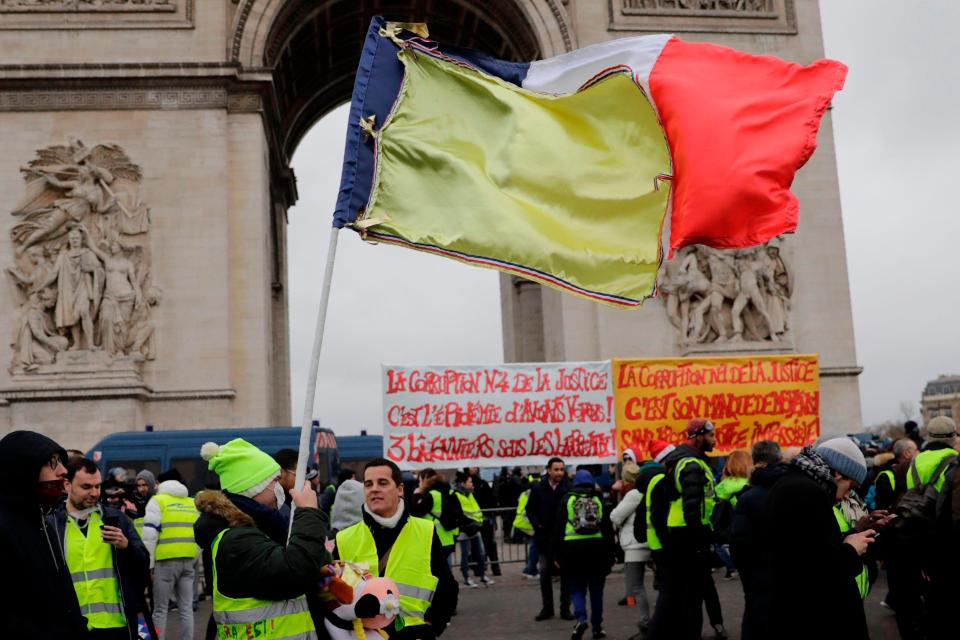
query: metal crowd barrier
452 506 532 569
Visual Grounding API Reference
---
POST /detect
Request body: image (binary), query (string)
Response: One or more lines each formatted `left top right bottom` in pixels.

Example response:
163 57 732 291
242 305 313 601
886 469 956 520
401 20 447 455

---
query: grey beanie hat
136 469 156 487
331 479 364 532
816 437 867 485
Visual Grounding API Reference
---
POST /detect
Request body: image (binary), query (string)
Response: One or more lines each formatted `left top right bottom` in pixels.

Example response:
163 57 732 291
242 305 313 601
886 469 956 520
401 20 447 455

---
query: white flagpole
291 227 340 532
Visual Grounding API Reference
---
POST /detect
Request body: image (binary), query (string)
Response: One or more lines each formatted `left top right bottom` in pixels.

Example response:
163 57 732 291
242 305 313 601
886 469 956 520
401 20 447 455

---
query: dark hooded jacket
48 502 150 639
765 448 868 640
729 462 789 640
0 430 87 639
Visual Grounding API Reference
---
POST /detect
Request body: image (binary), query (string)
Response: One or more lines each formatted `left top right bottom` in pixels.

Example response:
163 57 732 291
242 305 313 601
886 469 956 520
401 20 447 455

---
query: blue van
86 425 339 495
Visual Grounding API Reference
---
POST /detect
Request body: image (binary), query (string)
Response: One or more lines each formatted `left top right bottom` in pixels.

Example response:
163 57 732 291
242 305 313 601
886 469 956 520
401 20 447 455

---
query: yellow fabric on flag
362 49 672 306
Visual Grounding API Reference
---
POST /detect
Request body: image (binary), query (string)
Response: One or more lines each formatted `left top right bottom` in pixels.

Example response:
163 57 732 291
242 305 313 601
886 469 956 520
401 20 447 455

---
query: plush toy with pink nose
321 562 402 640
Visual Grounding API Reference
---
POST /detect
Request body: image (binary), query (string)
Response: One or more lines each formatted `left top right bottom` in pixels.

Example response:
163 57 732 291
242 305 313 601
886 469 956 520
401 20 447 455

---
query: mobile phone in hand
102 514 120 529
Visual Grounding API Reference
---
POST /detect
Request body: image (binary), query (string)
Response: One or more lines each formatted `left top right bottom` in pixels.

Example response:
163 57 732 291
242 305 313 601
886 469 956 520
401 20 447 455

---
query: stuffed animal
321 561 401 640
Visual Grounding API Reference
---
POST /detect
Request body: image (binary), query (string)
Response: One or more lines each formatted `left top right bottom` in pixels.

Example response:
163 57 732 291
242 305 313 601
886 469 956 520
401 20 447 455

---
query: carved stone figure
730 247 777 342
10 288 68 371
83 229 142 356
7 140 159 372
44 225 102 351
660 237 792 345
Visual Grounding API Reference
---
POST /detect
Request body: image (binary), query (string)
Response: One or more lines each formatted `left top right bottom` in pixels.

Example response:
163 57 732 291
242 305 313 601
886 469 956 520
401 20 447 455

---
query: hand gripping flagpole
290 227 340 539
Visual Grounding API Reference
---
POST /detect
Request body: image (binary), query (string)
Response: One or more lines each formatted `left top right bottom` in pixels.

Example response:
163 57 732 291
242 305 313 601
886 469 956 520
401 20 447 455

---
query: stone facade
921 375 960 424
0 0 862 448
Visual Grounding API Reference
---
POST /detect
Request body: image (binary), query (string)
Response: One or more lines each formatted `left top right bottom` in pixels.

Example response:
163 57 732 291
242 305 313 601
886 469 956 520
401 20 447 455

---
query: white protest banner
382 361 617 469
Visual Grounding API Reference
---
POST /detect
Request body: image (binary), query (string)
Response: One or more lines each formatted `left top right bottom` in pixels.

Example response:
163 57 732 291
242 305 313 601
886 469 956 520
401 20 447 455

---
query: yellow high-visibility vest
667 457 716 528
65 511 127 631
336 517 438 631
153 493 199 561
210 529 317 639
512 489 534 536
832 505 870 600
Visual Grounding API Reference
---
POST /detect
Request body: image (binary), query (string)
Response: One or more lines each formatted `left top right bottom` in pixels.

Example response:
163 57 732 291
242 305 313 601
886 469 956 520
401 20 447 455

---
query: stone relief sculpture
0 0 176 11
659 237 791 345
7 139 158 373
624 0 773 12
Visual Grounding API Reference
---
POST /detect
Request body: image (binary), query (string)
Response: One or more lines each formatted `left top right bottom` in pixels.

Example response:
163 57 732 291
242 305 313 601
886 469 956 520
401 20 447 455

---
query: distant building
921 375 960 423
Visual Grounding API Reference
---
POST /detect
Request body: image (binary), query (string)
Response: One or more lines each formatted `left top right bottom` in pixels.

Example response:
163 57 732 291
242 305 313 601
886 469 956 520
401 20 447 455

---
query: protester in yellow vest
335 457 458 639
558 469 615 640
142 469 199 640
50 457 149 640
453 471 492 588
648 418 724 640
193 438 329 640
907 416 960 637
409 468 459 562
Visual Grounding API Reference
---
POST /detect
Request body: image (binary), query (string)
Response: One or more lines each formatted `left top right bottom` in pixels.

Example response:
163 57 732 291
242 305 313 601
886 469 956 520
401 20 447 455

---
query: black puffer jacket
729 462 789 640
658 443 714 549
0 430 87 639
49 503 150 639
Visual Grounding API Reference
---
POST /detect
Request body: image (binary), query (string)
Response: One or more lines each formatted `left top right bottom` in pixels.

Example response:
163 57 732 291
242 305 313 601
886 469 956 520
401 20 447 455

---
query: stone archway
232 0 573 164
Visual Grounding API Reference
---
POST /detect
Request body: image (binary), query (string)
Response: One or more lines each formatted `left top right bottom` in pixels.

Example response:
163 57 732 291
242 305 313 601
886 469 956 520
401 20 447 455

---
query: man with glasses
0 431 94 638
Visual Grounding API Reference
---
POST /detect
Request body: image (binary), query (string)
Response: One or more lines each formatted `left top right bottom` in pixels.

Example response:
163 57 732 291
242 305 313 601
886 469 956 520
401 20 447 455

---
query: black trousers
538 552 570 613
480 518 500 575
648 545 712 640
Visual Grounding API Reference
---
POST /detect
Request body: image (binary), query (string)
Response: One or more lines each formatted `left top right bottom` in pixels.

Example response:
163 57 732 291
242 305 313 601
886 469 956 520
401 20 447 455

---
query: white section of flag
522 34 672 101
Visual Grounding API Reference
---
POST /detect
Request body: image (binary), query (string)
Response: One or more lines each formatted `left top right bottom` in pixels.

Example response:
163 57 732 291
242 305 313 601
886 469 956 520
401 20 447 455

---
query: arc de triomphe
0 0 861 448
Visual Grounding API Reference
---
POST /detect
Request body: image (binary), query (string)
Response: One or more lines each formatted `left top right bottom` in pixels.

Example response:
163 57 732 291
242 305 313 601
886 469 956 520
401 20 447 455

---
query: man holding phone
50 457 149 640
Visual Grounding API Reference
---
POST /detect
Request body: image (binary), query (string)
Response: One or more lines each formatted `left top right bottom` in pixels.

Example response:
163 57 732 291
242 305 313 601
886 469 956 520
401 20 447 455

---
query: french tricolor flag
333 18 845 305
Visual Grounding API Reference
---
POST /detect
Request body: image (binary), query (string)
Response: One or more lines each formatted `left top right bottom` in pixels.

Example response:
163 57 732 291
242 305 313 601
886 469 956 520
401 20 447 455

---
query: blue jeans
459 535 485 581
715 543 735 573
569 575 605 632
523 536 539 575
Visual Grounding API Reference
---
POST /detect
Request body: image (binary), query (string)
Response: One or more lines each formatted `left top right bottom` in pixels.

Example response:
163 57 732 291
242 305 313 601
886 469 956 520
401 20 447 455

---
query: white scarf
364 498 405 528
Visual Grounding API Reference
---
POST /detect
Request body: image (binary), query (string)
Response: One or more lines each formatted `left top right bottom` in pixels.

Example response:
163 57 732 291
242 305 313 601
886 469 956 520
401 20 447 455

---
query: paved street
175 560 900 639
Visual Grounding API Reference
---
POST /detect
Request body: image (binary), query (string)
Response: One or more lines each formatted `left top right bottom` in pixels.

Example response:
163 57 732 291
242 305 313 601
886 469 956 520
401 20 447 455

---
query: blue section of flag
332 16 530 228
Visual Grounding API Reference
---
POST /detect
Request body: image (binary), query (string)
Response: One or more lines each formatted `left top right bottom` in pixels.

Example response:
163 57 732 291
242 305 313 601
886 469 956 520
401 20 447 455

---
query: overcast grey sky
287 1 960 435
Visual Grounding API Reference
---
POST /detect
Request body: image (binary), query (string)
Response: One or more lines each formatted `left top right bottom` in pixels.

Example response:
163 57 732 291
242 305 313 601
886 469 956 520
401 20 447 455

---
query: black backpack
891 454 958 538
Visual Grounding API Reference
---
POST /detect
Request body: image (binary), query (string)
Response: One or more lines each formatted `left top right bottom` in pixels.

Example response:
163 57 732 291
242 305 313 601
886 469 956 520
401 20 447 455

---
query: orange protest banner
613 354 819 458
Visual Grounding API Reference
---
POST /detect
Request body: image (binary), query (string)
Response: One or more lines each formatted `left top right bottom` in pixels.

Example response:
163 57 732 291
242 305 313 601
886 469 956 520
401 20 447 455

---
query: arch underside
251 0 553 161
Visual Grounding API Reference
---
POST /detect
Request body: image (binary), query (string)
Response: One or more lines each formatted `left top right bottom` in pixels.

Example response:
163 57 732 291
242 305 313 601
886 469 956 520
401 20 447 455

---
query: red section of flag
650 37 847 254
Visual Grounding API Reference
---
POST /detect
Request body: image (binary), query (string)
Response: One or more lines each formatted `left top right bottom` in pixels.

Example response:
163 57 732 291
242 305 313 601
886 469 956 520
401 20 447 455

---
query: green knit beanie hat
201 438 280 497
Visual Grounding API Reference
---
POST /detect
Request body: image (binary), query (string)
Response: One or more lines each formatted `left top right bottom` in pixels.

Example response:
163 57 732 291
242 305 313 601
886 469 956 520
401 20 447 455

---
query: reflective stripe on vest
564 492 603 541
423 488 458 547
211 529 317 639
512 490 534 535
65 511 127 630
832 505 870 600
905 449 958 492
645 473 666 551
667 457 716 528
336 517 438 629
153 493 199 561
456 491 483 523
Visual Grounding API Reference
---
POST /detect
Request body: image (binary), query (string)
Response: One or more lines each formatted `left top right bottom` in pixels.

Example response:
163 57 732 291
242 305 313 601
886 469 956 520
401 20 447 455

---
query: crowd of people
1 415 959 639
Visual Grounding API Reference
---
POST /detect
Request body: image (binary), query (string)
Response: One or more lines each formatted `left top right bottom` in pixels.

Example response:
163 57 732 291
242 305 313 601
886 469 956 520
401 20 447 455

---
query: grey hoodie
331 479 364 533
